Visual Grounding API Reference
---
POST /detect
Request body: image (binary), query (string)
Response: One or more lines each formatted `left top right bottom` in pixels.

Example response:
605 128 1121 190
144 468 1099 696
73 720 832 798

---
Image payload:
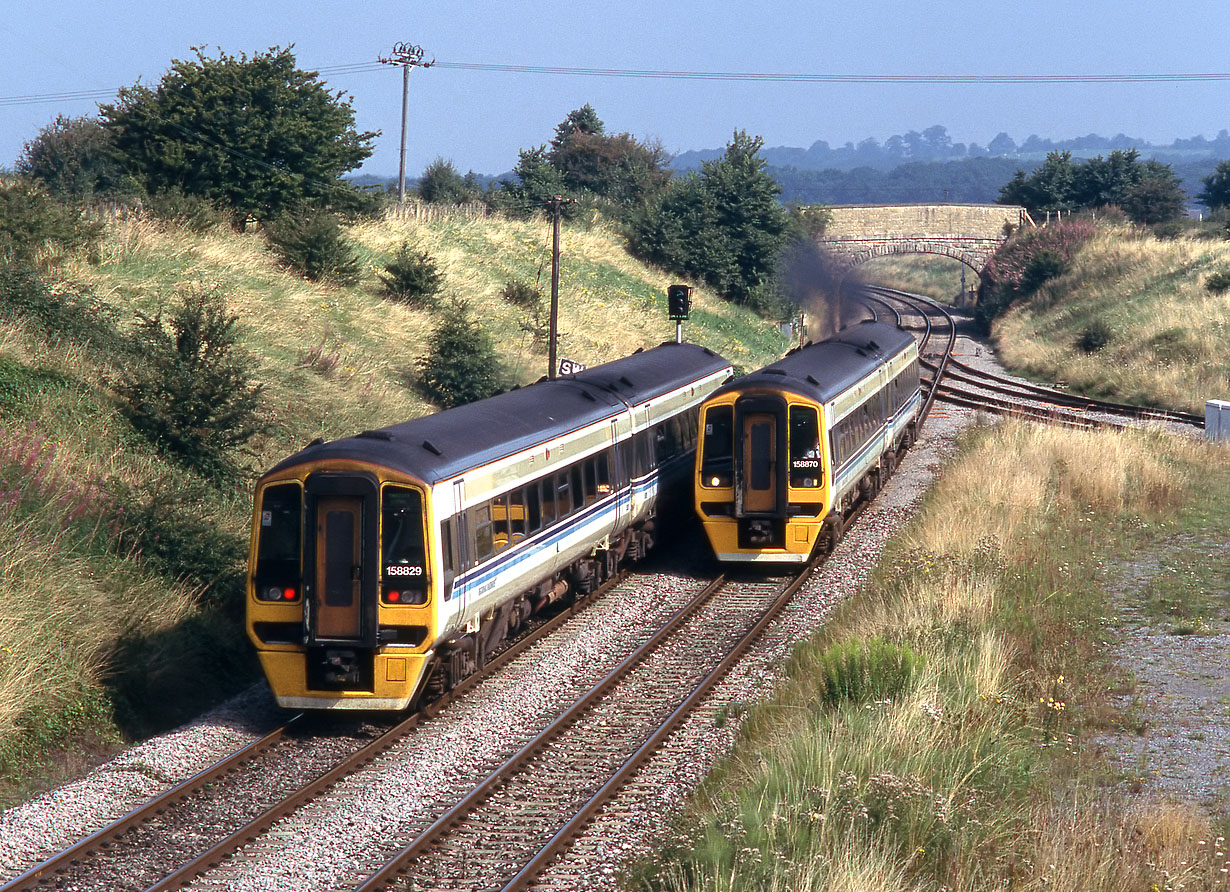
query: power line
6 61 1230 109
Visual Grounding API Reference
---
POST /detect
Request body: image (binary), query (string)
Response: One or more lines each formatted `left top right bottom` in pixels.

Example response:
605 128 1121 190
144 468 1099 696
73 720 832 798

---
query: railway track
859 285 1204 432
3 547 849 892
351 560 830 892
0 575 631 892
4 293 964 892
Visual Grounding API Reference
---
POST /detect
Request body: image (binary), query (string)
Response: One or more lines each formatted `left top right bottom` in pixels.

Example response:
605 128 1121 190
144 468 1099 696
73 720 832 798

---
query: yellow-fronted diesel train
695 320 920 563
247 342 732 711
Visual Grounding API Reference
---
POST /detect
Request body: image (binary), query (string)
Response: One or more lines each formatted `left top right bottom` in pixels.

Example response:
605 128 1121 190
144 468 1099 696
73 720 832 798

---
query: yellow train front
695 320 920 563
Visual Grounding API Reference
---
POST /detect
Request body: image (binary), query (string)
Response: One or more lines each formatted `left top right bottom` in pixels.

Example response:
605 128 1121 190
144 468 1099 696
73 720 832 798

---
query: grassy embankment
991 225 1230 414
635 421 1229 892
0 209 786 806
862 226 1230 414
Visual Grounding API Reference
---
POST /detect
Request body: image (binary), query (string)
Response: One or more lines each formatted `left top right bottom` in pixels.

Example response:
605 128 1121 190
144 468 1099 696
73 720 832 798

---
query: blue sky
4 0 1230 178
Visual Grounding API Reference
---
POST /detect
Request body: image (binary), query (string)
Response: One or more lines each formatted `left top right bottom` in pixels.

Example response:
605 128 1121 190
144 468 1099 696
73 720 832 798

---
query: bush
416 297 504 408
116 286 265 479
1204 269 1230 293
143 188 225 233
265 211 362 283
499 278 542 311
379 242 444 306
0 261 128 357
1077 319 1112 353
976 218 1096 331
0 179 104 266
1018 249 1068 295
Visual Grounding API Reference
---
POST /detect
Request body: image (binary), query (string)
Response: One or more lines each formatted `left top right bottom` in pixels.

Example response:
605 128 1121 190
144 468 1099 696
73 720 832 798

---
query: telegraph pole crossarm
378 42 434 205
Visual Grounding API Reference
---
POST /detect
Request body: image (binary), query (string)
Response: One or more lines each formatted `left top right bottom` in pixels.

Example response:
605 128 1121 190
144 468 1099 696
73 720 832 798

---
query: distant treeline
769 156 1223 208
672 125 1230 173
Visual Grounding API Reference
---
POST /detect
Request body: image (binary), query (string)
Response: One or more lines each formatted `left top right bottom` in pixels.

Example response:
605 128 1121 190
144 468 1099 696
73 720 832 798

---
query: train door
304 473 378 647
315 496 363 638
451 480 470 614
742 413 777 513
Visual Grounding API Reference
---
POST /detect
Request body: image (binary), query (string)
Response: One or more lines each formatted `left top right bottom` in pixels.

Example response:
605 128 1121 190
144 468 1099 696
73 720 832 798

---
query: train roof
710 320 916 405
262 341 731 485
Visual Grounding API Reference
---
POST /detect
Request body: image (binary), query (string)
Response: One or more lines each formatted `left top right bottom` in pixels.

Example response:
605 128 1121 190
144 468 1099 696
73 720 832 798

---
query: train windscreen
699 406 733 487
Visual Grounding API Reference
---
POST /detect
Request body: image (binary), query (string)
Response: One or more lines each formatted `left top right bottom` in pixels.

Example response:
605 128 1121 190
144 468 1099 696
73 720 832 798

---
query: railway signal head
667 284 691 320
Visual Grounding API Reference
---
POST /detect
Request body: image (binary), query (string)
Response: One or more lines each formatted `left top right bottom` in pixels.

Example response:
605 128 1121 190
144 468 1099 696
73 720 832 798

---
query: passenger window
472 502 494 560
584 459 598 504
508 489 527 541
596 451 612 495
492 494 510 551
540 476 557 524
525 484 542 531
571 465 584 509
557 472 572 516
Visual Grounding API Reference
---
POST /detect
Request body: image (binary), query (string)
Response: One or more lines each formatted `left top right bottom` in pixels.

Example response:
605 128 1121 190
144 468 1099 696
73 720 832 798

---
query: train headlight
709 476 721 487
258 584 297 602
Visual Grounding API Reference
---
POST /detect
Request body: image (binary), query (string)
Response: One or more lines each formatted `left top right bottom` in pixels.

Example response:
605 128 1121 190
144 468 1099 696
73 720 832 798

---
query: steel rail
935 357 1204 426
140 570 630 892
352 572 732 891
0 717 302 891
929 385 1110 430
499 556 828 892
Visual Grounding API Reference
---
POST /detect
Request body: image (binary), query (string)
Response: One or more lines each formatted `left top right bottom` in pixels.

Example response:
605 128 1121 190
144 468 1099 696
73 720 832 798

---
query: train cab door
734 396 787 519
314 496 363 639
304 473 378 647
742 413 777 513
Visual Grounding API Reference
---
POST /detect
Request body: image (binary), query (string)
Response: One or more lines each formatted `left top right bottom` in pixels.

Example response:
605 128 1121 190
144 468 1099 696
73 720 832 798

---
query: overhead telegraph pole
379 42 434 205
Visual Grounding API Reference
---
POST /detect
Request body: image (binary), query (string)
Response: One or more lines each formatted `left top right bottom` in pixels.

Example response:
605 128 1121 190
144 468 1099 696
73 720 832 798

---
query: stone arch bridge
817 203 1032 274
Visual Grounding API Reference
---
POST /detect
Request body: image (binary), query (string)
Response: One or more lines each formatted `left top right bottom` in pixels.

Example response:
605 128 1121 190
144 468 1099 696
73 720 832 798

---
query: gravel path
1096 539 1230 820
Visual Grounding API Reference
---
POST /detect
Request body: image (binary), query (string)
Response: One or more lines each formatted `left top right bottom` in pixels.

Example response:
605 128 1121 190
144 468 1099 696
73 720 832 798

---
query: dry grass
994 226 1230 412
638 421 1229 892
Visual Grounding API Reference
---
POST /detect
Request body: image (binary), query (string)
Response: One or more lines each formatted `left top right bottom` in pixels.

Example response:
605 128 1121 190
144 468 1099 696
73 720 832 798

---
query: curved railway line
859 285 1204 433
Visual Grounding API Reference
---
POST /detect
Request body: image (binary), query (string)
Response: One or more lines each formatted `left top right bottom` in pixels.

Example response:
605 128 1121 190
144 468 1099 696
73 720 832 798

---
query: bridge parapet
817 203 1028 273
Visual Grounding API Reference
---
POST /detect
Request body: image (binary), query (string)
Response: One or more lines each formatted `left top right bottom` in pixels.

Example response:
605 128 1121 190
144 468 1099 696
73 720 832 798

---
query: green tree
1122 161 1186 225
1000 149 1185 224
629 130 791 306
999 151 1077 214
117 286 265 479
416 298 504 408
491 145 568 217
418 157 481 204
99 46 377 219
264 210 362 283
379 241 444 306
1198 160 1230 211
16 115 139 201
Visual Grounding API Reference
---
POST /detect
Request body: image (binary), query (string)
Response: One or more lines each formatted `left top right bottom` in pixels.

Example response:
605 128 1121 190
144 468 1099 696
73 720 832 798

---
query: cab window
255 483 302 588
789 407 823 488
381 486 428 604
699 405 733 487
